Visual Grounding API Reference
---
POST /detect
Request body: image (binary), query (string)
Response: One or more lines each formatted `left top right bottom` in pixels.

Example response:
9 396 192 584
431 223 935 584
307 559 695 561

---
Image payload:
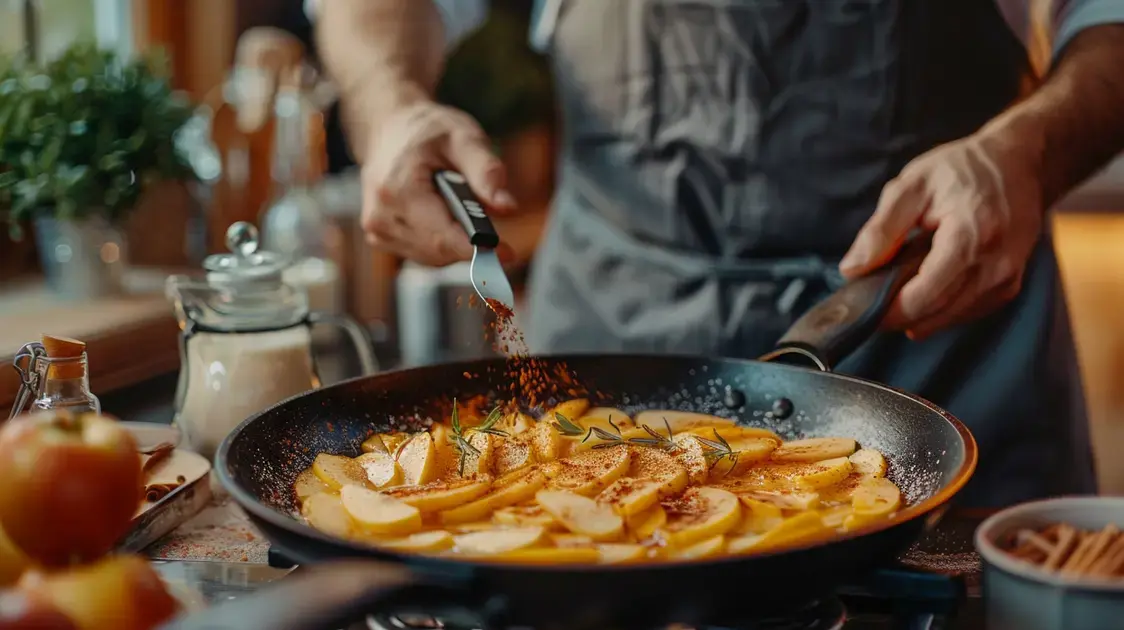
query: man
315 0 1124 507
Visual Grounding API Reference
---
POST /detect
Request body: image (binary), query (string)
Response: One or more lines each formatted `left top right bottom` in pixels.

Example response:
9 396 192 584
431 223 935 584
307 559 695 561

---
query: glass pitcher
165 222 377 459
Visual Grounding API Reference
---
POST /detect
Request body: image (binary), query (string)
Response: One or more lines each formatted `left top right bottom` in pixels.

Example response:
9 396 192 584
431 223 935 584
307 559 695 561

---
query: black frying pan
165 237 976 630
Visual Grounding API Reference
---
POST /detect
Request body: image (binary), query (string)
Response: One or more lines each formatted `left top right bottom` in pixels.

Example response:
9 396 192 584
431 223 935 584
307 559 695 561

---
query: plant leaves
0 43 196 225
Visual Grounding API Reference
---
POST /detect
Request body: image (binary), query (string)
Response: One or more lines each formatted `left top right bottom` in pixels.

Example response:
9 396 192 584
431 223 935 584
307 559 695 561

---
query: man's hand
838 131 1044 340
361 101 517 266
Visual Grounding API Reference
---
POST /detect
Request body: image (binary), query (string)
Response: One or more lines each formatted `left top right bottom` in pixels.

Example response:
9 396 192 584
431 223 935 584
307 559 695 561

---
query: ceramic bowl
975 496 1124 630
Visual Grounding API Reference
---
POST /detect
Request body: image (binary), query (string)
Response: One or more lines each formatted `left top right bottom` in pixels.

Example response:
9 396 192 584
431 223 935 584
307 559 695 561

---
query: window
0 0 131 60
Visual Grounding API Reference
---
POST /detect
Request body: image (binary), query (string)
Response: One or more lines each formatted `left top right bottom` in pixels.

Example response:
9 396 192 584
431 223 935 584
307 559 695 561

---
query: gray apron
525 0 1097 507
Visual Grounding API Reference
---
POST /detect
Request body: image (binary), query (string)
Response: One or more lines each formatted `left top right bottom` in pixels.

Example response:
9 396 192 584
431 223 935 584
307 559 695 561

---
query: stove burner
365 598 845 630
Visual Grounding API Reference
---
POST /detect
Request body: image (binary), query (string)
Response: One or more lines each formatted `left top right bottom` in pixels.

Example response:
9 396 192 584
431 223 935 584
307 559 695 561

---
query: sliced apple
301 492 353 538
569 426 655 453
634 410 736 433
501 547 600 564
355 452 403 489
771 437 857 463
398 433 439 485
598 478 665 518
502 412 536 436
549 399 591 424
727 511 833 554
708 437 779 478
741 490 820 512
294 468 332 504
453 432 495 480
536 490 624 541
362 431 411 455
671 435 710 485
671 535 726 560
493 504 559 529
795 457 854 490
851 477 901 516
529 419 564 463
733 497 785 535
597 543 647 564
383 478 492 512
629 447 689 498
818 472 866 505
440 469 548 525
842 511 890 532
493 438 534 476
580 407 634 429
626 504 667 540
733 458 852 491
550 533 594 548
661 487 741 547
543 447 632 496
450 521 496 533
819 505 853 529
340 485 422 536
375 530 454 552
311 453 369 491
686 425 782 444
848 448 888 478
454 526 545 555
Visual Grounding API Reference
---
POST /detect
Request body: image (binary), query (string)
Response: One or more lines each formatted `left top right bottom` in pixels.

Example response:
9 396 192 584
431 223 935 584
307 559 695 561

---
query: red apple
19 556 178 630
0 525 29 588
0 412 142 567
0 589 76 630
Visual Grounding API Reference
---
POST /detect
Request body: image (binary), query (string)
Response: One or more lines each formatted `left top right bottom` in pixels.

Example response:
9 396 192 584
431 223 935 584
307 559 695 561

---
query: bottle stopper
41 334 86 380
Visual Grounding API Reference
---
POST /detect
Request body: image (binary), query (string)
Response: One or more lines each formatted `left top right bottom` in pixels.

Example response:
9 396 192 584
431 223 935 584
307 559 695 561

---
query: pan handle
159 561 475 630
759 235 932 371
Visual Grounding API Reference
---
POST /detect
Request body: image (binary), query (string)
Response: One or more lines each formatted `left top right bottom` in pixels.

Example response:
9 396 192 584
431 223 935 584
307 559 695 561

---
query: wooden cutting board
120 449 212 553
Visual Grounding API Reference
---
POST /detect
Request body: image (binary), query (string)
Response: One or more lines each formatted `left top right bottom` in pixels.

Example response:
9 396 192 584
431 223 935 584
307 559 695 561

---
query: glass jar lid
203 222 289 286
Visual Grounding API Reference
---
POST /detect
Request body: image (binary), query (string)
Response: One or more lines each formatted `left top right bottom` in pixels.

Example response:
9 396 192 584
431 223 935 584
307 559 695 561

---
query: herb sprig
449 399 508 476
696 428 740 474
627 419 677 451
551 412 586 437
551 413 680 453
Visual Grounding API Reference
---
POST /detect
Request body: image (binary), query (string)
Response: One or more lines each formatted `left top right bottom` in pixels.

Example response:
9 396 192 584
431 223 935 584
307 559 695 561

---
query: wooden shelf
0 270 184 416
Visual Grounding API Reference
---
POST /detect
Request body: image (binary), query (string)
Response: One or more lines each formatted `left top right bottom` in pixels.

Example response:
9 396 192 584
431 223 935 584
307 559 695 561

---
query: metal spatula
433 170 516 317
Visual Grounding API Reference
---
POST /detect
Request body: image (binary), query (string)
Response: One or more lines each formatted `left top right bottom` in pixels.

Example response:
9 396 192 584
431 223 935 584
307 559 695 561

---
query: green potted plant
0 43 195 300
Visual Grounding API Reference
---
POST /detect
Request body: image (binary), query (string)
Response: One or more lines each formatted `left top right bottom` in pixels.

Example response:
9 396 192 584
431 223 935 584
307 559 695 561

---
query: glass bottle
9 342 101 419
259 72 343 321
32 352 100 415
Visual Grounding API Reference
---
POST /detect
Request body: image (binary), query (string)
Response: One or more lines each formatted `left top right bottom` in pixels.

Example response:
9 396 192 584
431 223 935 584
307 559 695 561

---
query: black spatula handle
434 170 500 249
763 234 932 371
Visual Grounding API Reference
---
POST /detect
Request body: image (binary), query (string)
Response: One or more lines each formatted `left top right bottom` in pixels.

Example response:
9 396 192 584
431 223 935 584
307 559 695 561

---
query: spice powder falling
478 297 586 408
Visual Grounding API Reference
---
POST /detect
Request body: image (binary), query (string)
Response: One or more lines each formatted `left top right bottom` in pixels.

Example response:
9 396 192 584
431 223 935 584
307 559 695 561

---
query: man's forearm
316 0 446 160
982 25 1124 207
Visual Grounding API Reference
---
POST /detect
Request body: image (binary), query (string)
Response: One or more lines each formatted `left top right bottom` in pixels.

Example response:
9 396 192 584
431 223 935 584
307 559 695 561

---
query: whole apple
0 589 77 630
0 526 28 588
0 589 76 630
0 412 142 567
19 555 178 630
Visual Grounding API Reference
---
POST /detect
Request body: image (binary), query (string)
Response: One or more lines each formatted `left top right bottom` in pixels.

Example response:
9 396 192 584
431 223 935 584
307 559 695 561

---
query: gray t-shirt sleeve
995 0 1124 55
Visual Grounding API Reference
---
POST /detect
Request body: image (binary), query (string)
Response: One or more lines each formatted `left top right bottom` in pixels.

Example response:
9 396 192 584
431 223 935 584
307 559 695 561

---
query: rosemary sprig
586 415 625 449
696 428 740 474
448 399 508 476
475 406 509 437
627 418 676 451
552 412 586 437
